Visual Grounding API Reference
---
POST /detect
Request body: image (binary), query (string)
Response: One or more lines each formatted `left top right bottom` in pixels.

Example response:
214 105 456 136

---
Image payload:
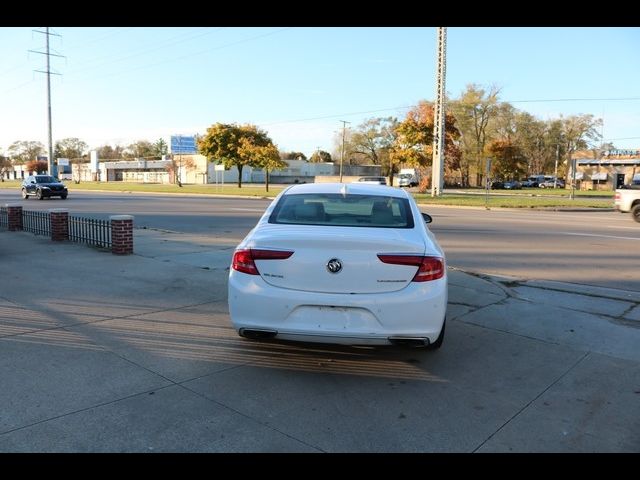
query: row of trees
330 84 604 188
2 84 605 189
1 130 288 189
2 138 173 165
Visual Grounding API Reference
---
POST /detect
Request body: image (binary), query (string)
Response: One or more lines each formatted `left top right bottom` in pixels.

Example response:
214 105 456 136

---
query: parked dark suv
21 175 68 200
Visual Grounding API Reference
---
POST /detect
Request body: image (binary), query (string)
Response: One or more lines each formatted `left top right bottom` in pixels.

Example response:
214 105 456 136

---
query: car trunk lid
246 225 427 294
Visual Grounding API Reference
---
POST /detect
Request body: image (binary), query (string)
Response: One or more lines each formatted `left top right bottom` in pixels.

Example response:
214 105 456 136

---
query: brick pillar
49 209 69 241
110 215 134 255
6 204 23 231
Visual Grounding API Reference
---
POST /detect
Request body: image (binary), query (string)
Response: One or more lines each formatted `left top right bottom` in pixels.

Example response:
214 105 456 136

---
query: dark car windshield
35 176 56 183
269 193 414 228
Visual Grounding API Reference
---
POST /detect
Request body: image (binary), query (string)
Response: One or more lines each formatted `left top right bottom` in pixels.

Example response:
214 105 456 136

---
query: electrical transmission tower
29 27 64 177
431 27 447 197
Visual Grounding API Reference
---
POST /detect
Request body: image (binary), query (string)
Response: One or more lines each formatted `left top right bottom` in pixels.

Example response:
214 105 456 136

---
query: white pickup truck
614 187 640 222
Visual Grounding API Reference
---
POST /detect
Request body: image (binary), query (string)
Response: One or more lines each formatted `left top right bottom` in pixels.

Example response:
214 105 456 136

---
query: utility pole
30 27 64 177
431 27 447 197
554 144 559 188
178 136 183 187
569 143 576 200
339 120 350 182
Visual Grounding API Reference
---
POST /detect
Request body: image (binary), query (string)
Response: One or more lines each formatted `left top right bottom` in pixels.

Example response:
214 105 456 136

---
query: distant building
71 155 209 184
572 149 640 190
209 160 381 185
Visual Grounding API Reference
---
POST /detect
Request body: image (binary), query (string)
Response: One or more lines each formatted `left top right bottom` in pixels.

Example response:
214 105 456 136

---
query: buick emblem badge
326 258 343 274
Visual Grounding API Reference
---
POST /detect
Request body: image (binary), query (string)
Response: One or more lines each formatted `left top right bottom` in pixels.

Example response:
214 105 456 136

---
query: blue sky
1 26 639 158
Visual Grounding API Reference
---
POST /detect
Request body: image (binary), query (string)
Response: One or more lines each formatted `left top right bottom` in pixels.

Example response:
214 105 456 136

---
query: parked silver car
540 179 565 188
397 173 417 187
355 176 387 185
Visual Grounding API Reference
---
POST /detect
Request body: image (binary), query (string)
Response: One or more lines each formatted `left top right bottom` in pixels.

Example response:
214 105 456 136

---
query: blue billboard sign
171 135 197 154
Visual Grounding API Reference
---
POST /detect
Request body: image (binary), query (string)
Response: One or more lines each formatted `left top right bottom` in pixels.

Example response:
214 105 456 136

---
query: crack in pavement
471 351 592 453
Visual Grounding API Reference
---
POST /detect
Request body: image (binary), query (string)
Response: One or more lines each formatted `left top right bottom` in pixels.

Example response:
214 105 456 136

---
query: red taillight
251 249 294 260
232 249 294 275
413 256 445 282
614 193 620 200
377 254 445 282
232 249 259 275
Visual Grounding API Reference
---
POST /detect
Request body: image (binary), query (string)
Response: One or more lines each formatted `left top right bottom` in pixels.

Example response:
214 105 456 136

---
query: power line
0 64 25 77
68 27 292 85
64 27 222 76
61 27 134 51
1 79 36 95
258 95 640 128
259 105 414 127
510 96 640 103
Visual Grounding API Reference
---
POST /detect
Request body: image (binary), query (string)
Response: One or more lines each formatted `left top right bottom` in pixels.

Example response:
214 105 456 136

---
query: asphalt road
2 188 638 291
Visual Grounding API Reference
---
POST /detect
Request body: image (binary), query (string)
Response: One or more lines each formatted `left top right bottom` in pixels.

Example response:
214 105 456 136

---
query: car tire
426 318 446 350
61 193 67 200
632 204 640 223
22 188 29 199
36 189 43 200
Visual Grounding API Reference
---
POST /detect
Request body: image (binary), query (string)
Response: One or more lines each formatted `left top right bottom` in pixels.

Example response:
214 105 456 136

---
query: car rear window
269 193 414 228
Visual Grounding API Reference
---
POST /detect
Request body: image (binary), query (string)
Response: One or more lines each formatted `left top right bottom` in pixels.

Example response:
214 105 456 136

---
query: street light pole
339 120 350 182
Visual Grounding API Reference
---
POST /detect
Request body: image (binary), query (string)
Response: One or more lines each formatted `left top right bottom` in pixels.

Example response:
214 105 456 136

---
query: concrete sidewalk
1 229 639 452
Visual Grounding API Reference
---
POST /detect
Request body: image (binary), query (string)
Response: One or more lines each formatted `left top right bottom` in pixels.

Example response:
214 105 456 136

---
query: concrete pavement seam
176 382 326 453
2 290 316 449
0 383 180 438
457 316 571 349
619 304 640 323
0 295 21 308
59 329 288 443
449 268 529 302
451 266 640 305
0 301 253 441
518 282 640 304
470 350 591 453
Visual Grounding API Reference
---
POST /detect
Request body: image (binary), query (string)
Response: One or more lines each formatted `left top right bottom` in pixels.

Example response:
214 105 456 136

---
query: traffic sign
171 135 197 154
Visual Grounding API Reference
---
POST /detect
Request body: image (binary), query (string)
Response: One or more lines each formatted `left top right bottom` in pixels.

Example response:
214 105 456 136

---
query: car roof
283 182 408 199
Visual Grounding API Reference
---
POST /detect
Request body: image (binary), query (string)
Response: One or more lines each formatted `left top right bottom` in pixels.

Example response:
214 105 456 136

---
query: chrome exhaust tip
239 328 278 340
388 336 430 347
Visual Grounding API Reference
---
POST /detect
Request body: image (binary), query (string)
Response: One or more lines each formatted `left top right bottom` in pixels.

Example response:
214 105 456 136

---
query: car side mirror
421 212 432 224
30 181 36 184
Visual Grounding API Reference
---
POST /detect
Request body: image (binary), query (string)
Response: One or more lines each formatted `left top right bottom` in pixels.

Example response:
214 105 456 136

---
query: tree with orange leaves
390 101 461 189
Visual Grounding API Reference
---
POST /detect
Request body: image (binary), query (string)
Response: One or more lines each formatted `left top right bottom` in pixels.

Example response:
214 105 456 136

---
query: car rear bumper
228 270 447 345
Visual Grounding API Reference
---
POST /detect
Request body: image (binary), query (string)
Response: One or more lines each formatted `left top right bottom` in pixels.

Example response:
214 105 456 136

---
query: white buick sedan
228 182 447 349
